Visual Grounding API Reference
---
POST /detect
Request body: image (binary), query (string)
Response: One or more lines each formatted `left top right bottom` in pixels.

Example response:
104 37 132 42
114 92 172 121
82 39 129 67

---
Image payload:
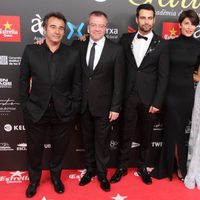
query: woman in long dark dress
152 10 200 181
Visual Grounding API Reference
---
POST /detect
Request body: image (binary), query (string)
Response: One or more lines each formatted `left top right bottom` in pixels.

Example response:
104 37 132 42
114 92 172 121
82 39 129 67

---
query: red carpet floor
0 169 199 200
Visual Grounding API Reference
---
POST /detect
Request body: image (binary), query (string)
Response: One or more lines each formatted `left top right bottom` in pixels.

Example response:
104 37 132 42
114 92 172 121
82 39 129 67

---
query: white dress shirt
86 36 106 70
132 31 153 67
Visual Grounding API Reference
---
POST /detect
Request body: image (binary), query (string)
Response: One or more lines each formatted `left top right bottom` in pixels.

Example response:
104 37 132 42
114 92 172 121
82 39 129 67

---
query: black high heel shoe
177 169 184 182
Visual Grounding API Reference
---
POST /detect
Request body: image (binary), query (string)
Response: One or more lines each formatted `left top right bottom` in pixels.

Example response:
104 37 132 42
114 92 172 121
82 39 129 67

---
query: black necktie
88 42 97 73
137 34 148 41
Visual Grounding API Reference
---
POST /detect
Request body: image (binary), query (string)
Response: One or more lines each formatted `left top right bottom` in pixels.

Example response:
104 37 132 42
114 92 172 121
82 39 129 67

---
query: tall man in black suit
72 11 124 192
19 12 81 198
110 4 169 185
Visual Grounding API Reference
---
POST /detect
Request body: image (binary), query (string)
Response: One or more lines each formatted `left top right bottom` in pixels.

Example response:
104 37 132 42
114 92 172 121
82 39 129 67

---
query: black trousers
118 91 156 169
24 105 73 183
81 108 111 178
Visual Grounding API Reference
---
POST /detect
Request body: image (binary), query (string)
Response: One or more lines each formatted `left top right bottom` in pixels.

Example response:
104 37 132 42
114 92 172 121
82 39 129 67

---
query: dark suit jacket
19 43 82 123
72 38 125 116
120 32 169 109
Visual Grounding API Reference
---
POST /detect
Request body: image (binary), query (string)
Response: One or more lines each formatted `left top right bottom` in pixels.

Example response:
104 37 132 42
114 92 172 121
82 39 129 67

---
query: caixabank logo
0 16 21 42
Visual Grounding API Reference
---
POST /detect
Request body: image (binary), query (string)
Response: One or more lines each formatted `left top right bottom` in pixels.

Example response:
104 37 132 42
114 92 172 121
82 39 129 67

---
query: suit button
138 70 140 72
89 77 92 80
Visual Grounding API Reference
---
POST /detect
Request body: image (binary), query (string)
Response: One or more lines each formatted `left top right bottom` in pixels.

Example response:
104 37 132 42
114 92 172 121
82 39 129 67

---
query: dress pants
81 108 111 178
24 104 73 183
119 90 156 168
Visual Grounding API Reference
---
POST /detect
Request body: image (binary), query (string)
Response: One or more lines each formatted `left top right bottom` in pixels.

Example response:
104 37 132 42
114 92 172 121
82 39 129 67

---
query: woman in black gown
152 10 200 181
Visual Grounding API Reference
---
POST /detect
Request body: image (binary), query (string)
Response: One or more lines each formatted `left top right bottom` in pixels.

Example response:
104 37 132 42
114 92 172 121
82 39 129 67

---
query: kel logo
66 22 84 40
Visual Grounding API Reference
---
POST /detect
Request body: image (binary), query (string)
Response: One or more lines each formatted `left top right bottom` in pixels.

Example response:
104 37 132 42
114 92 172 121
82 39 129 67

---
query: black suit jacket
19 43 82 122
120 32 169 109
72 38 125 116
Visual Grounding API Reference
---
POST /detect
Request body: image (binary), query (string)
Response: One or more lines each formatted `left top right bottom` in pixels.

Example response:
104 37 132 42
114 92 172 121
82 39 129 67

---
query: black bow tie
137 34 148 41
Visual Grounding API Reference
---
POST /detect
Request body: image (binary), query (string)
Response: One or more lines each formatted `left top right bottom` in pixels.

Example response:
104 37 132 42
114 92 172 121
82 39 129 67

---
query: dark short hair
89 10 108 20
42 12 67 27
136 3 156 18
179 10 199 26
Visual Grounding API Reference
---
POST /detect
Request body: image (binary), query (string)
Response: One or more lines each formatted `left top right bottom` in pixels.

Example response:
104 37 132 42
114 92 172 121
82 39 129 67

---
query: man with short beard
110 3 169 185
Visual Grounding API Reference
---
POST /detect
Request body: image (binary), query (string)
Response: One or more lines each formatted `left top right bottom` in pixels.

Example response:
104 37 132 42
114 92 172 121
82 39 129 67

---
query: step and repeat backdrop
0 0 200 170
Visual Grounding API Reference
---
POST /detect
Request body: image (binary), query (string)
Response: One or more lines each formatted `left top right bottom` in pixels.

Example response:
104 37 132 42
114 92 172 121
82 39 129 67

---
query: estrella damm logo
162 22 180 40
0 16 21 42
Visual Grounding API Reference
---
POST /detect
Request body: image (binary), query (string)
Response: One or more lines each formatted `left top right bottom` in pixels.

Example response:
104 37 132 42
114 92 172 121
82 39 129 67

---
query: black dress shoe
52 179 65 194
110 168 128 183
98 177 110 192
26 183 38 198
79 172 96 186
137 167 152 185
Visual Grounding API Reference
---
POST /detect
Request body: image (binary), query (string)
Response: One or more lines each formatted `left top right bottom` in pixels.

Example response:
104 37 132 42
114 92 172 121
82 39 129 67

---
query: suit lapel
139 33 161 67
80 39 90 76
127 33 138 68
41 44 51 81
92 38 109 74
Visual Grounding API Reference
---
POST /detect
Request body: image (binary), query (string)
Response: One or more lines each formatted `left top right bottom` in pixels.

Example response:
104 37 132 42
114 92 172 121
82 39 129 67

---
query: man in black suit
19 12 81 198
72 11 124 192
110 4 169 185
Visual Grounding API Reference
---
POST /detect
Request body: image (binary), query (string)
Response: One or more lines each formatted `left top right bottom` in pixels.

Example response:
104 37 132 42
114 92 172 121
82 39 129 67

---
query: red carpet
0 169 199 200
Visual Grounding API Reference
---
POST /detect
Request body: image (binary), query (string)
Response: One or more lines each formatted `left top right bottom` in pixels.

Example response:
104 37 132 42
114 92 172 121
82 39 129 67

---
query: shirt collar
89 36 106 47
44 40 63 53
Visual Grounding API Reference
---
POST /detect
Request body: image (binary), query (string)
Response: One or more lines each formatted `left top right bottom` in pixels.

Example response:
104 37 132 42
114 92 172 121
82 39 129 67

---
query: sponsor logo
66 22 85 40
162 22 180 40
16 143 27 151
185 121 191 134
68 170 95 181
8 56 21 66
131 142 140 148
194 25 200 39
128 26 136 33
152 142 162 147
4 124 26 132
0 98 20 116
31 14 45 42
110 140 118 150
153 122 163 131
0 55 21 66
0 142 14 151
106 27 119 40
0 78 12 88
0 56 8 65
0 171 29 184
4 124 12 132
0 16 21 42
44 144 51 149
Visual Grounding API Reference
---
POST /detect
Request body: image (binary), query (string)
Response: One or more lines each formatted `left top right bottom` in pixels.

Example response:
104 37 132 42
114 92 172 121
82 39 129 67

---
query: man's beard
139 25 153 33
